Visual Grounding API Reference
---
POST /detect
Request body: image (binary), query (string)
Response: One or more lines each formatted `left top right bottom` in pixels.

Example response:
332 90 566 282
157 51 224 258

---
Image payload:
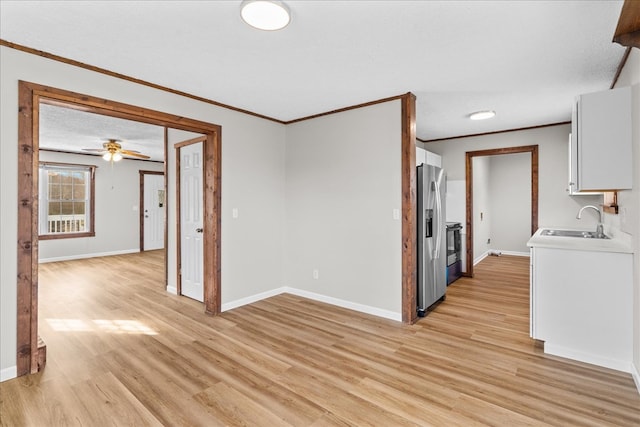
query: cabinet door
568 134 601 195
534 247 632 369
575 87 632 191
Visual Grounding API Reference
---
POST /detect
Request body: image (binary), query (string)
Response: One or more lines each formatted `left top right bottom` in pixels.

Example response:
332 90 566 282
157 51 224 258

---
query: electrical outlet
392 209 400 220
312 269 319 280
232 208 239 219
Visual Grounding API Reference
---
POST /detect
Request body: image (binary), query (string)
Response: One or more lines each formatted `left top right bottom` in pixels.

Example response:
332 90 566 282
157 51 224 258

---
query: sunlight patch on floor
46 318 158 335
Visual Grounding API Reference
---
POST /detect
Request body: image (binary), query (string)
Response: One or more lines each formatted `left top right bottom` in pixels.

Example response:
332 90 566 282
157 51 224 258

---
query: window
38 162 96 239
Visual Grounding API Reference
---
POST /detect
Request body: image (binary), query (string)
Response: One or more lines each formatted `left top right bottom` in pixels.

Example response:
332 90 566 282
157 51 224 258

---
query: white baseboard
39 249 140 264
0 366 17 382
632 362 640 395
544 342 632 373
474 251 489 266
166 286 177 295
496 250 530 257
283 287 402 322
475 250 529 265
221 286 402 322
221 287 286 312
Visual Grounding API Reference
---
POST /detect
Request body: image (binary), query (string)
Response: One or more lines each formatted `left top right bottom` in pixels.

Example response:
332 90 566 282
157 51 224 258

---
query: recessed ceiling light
241 0 291 31
469 110 496 120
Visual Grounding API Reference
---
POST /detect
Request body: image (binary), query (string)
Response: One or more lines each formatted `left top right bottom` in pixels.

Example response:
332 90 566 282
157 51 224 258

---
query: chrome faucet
576 205 605 238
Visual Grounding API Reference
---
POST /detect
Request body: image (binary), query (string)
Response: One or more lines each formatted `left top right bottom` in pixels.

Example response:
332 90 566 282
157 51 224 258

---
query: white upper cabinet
416 146 426 166
416 146 442 167
426 151 442 168
569 86 632 193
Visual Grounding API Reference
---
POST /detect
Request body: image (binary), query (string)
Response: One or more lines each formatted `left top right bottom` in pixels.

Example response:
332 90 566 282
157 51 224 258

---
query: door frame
464 145 538 277
174 136 207 297
139 170 166 252
16 81 222 376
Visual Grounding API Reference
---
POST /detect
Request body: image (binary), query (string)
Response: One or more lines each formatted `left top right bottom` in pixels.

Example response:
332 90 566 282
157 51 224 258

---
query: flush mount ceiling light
469 110 496 120
240 0 291 31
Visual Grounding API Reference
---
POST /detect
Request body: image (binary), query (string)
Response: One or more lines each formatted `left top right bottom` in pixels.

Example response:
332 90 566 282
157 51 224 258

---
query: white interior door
143 174 165 251
180 142 204 302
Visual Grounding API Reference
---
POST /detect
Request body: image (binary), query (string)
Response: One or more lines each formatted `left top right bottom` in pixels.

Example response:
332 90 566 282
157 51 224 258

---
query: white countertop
527 227 633 254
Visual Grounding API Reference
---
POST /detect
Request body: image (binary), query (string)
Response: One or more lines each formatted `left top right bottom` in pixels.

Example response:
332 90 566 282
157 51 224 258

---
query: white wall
284 100 402 318
38 151 164 262
426 123 603 233
473 156 491 262
488 153 531 254
613 47 640 390
0 46 286 377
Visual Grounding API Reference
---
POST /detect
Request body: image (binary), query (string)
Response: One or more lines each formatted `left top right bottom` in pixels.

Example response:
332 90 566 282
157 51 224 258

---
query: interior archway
465 145 538 277
16 81 222 376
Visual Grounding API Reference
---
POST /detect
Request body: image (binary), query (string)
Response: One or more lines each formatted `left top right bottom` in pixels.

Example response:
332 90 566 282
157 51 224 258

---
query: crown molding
283 94 407 125
418 121 571 144
1 39 410 127
0 39 286 124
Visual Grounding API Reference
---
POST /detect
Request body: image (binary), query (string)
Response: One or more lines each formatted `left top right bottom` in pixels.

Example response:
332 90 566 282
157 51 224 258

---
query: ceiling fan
82 139 150 162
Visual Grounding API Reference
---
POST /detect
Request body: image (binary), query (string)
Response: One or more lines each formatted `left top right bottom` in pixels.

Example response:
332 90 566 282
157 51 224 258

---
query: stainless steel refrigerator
417 164 447 317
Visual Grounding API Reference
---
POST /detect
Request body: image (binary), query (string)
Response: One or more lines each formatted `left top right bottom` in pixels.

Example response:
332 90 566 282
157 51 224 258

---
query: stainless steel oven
446 222 462 285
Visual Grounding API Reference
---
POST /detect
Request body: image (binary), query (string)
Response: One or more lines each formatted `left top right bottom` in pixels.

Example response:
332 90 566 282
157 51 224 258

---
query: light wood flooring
1 252 639 426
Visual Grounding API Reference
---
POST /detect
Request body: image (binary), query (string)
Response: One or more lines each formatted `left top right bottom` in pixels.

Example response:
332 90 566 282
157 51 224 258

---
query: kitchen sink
541 229 609 239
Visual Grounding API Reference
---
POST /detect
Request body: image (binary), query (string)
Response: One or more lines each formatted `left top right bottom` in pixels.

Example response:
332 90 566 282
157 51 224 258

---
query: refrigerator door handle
433 179 443 260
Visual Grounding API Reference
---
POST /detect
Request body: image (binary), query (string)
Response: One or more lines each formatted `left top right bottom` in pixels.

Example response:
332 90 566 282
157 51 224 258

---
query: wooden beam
613 0 640 49
401 93 417 324
16 81 36 376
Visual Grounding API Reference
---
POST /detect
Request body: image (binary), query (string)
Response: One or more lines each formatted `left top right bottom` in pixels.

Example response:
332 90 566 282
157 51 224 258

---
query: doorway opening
465 145 538 277
16 81 221 377
175 135 207 301
140 170 166 252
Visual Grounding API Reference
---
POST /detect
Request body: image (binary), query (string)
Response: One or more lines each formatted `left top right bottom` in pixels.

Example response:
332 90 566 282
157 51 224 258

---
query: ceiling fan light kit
240 0 291 31
82 139 151 162
469 110 496 121
103 151 123 162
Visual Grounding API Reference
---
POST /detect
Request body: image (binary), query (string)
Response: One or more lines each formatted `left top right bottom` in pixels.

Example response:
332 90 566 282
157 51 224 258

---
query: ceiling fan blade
120 150 150 159
82 148 107 153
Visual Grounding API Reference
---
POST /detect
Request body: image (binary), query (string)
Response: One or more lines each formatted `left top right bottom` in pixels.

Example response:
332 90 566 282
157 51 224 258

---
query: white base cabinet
530 247 632 372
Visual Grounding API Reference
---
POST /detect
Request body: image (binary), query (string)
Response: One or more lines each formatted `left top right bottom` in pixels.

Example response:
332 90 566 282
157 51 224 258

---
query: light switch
232 208 239 219
133 205 138 211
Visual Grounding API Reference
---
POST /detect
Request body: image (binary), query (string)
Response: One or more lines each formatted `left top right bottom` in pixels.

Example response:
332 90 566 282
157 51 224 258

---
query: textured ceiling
39 104 166 162
0 0 628 145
